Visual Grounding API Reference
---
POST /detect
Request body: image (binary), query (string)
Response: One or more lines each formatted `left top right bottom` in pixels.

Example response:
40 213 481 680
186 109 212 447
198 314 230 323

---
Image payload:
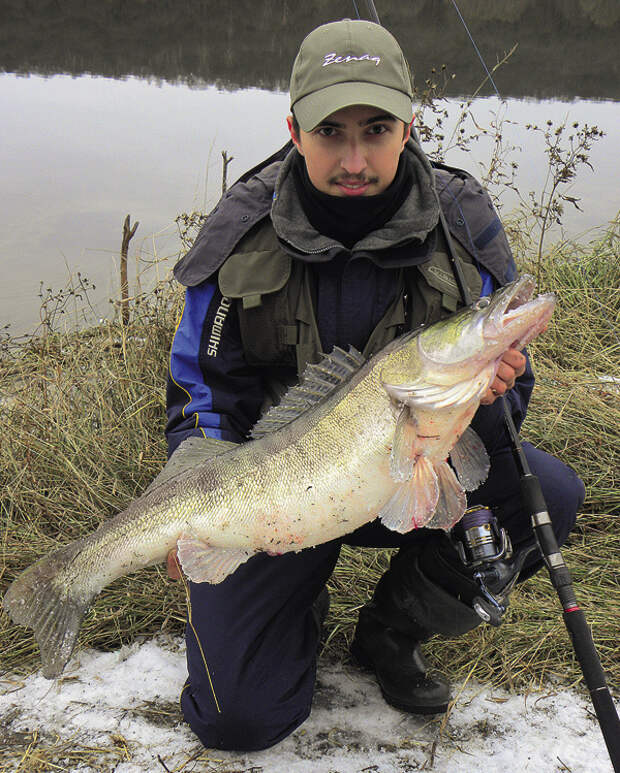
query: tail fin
3 540 92 678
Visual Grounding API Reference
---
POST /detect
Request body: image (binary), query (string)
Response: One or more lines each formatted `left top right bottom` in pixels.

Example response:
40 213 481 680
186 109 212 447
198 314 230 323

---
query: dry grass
327 228 620 687
326 227 620 690
0 224 618 710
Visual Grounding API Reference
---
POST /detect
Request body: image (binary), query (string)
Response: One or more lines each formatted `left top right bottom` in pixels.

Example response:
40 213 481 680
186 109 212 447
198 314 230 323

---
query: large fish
3 275 554 678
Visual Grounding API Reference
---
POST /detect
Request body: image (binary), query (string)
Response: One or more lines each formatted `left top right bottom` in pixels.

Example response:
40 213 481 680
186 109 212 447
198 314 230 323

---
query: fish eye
475 297 491 310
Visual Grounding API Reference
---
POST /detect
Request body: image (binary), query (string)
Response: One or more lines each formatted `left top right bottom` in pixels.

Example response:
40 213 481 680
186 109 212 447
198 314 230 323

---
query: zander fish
3 275 555 678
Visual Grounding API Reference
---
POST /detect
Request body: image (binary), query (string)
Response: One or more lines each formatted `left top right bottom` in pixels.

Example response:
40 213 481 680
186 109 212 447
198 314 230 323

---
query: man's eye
368 124 387 135
317 127 337 137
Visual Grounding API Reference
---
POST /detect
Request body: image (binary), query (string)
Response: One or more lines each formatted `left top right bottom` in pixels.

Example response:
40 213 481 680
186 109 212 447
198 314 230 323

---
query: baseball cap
290 19 414 132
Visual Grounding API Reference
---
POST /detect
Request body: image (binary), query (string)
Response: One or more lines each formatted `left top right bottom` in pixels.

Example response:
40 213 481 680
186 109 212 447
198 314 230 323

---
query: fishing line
351 0 381 25
352 0 500 99
364 0 381 24
173 552 222 714
449 0 501 99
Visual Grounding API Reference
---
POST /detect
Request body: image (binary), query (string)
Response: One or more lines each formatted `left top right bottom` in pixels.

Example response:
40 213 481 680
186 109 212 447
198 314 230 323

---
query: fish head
381 274 556 399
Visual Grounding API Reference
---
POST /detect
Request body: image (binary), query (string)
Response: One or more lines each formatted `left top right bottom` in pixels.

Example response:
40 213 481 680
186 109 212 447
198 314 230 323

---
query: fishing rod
353 2 620 768
503 401 620 771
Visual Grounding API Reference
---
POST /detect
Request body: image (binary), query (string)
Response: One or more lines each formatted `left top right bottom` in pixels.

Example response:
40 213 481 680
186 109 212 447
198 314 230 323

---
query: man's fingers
480 349 526 405
480 383 504 405
495 361 517 391
500 349 526 377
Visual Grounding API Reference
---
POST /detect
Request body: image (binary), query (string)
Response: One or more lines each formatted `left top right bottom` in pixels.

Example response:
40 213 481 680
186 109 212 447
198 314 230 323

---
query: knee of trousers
545 463 585 546
510 448 585 580
523 450 585 549
364 543 482 640
180 675 314 751
476 445 585 553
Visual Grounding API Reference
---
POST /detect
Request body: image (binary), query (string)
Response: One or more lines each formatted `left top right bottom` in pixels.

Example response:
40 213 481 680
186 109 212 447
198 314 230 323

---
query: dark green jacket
166 141 532 456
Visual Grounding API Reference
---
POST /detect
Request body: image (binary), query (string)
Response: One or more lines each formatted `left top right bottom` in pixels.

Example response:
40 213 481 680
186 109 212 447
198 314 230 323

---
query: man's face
287 105 411 197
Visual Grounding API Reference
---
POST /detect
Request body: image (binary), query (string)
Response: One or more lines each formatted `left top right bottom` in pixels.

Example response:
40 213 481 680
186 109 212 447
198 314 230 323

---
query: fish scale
3 275 556 678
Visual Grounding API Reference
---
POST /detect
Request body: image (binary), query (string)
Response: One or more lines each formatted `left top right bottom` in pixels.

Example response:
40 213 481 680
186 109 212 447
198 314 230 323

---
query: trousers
179 443 585 750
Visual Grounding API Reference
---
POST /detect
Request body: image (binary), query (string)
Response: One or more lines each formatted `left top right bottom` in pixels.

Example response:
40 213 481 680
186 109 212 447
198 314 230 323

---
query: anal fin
177 534 255 584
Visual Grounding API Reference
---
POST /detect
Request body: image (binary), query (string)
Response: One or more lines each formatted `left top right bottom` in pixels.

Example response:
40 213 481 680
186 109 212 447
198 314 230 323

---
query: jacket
166 140 533 460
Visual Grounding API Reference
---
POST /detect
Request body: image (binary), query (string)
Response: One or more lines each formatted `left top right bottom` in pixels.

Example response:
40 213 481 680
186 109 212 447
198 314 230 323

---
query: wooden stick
120 215 139 327
221 150 234 195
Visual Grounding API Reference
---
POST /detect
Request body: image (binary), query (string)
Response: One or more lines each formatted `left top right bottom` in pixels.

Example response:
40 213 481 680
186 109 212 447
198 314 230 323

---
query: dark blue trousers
180 443 584 751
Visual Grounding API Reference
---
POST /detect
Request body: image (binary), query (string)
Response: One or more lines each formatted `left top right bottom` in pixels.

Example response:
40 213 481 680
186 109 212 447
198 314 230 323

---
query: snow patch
0 636 615 772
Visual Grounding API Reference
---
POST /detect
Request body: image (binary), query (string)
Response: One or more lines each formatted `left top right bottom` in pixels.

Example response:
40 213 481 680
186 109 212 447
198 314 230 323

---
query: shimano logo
207 296 231 357
322 52 381 67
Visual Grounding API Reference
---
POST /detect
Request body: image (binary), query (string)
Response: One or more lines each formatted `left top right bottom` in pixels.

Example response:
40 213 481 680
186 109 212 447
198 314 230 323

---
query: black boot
351 534 484 715
351 610 451 714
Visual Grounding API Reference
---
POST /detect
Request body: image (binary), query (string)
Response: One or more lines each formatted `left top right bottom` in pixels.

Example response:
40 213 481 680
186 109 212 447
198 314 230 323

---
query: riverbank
1 639 614 772
0 225 618 769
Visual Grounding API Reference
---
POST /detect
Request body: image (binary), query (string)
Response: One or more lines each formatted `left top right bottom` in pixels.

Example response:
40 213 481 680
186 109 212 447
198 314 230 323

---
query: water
1 0 618 335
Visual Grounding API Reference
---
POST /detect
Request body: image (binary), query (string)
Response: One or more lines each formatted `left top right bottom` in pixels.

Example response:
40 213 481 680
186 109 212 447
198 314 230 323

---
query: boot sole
350 640 449 715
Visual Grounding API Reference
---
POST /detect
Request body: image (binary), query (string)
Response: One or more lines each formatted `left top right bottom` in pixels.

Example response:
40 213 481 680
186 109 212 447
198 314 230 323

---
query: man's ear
401 117 413 150
287 115 304 155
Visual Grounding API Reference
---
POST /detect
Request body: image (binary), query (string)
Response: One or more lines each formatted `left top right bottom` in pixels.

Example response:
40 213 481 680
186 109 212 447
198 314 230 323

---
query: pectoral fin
379 455 439 533
449 427 490 491
425 461 467 530
177 534 255 584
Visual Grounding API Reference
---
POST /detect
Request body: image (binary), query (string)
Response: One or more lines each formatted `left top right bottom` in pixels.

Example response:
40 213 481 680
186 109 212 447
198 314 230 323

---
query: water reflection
1 0 619 99
1 0 618 334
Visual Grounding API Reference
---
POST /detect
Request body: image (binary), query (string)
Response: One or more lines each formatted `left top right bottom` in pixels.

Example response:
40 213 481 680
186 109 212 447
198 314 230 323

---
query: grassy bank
0 227 618 697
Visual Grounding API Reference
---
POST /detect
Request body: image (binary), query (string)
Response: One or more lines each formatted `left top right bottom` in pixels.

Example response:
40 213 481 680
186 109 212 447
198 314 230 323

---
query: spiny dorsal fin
144 436 238 494
251 346 365 439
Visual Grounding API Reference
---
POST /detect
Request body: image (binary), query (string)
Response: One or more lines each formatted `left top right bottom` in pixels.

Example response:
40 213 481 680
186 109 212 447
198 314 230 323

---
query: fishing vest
217 217 483 379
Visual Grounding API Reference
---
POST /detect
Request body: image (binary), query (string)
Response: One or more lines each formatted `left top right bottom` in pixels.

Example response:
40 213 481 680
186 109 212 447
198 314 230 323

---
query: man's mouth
331 176 378 196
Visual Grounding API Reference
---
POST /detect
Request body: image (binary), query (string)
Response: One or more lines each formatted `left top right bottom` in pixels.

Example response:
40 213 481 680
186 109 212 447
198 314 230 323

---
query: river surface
1 1 618 335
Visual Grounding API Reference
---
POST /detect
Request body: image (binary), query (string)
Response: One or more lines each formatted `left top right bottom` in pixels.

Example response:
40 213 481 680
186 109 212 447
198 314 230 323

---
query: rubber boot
351 534 484 715
351 607 451 714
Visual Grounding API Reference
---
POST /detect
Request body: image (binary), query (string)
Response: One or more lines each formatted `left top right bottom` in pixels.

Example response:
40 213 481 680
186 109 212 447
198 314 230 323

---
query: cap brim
293 82 413 132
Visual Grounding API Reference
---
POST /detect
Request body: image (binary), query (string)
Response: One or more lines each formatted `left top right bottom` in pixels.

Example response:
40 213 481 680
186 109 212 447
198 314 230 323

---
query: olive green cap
290 19 413 132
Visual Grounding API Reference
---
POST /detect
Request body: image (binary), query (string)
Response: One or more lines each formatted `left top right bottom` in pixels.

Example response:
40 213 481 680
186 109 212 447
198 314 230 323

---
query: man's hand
480 348 526 405
167 548 182 580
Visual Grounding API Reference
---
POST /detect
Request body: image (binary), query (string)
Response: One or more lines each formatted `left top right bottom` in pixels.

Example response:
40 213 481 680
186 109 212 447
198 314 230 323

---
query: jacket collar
270 139 440 264
173 140 516 287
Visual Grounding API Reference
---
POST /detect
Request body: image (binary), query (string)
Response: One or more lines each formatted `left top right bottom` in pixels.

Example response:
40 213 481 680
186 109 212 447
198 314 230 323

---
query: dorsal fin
143 436 238 494
251 346 365 439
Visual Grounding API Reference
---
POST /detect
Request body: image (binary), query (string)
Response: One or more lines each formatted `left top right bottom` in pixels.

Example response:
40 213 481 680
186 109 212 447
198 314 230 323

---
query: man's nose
341 142 366 175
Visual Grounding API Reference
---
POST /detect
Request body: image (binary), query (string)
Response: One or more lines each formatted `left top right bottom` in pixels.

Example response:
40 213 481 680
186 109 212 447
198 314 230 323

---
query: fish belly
183 387 397 555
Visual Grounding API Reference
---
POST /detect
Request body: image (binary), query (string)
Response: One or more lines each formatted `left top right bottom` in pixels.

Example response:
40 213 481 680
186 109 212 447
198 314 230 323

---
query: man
166 20 584 751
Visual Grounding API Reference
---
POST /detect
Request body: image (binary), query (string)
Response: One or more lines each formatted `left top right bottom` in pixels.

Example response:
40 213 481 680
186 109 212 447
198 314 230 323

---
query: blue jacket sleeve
165 281 265 458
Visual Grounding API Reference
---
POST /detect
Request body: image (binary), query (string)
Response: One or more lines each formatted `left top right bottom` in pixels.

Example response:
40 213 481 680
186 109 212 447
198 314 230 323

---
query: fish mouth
487 274 556 349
